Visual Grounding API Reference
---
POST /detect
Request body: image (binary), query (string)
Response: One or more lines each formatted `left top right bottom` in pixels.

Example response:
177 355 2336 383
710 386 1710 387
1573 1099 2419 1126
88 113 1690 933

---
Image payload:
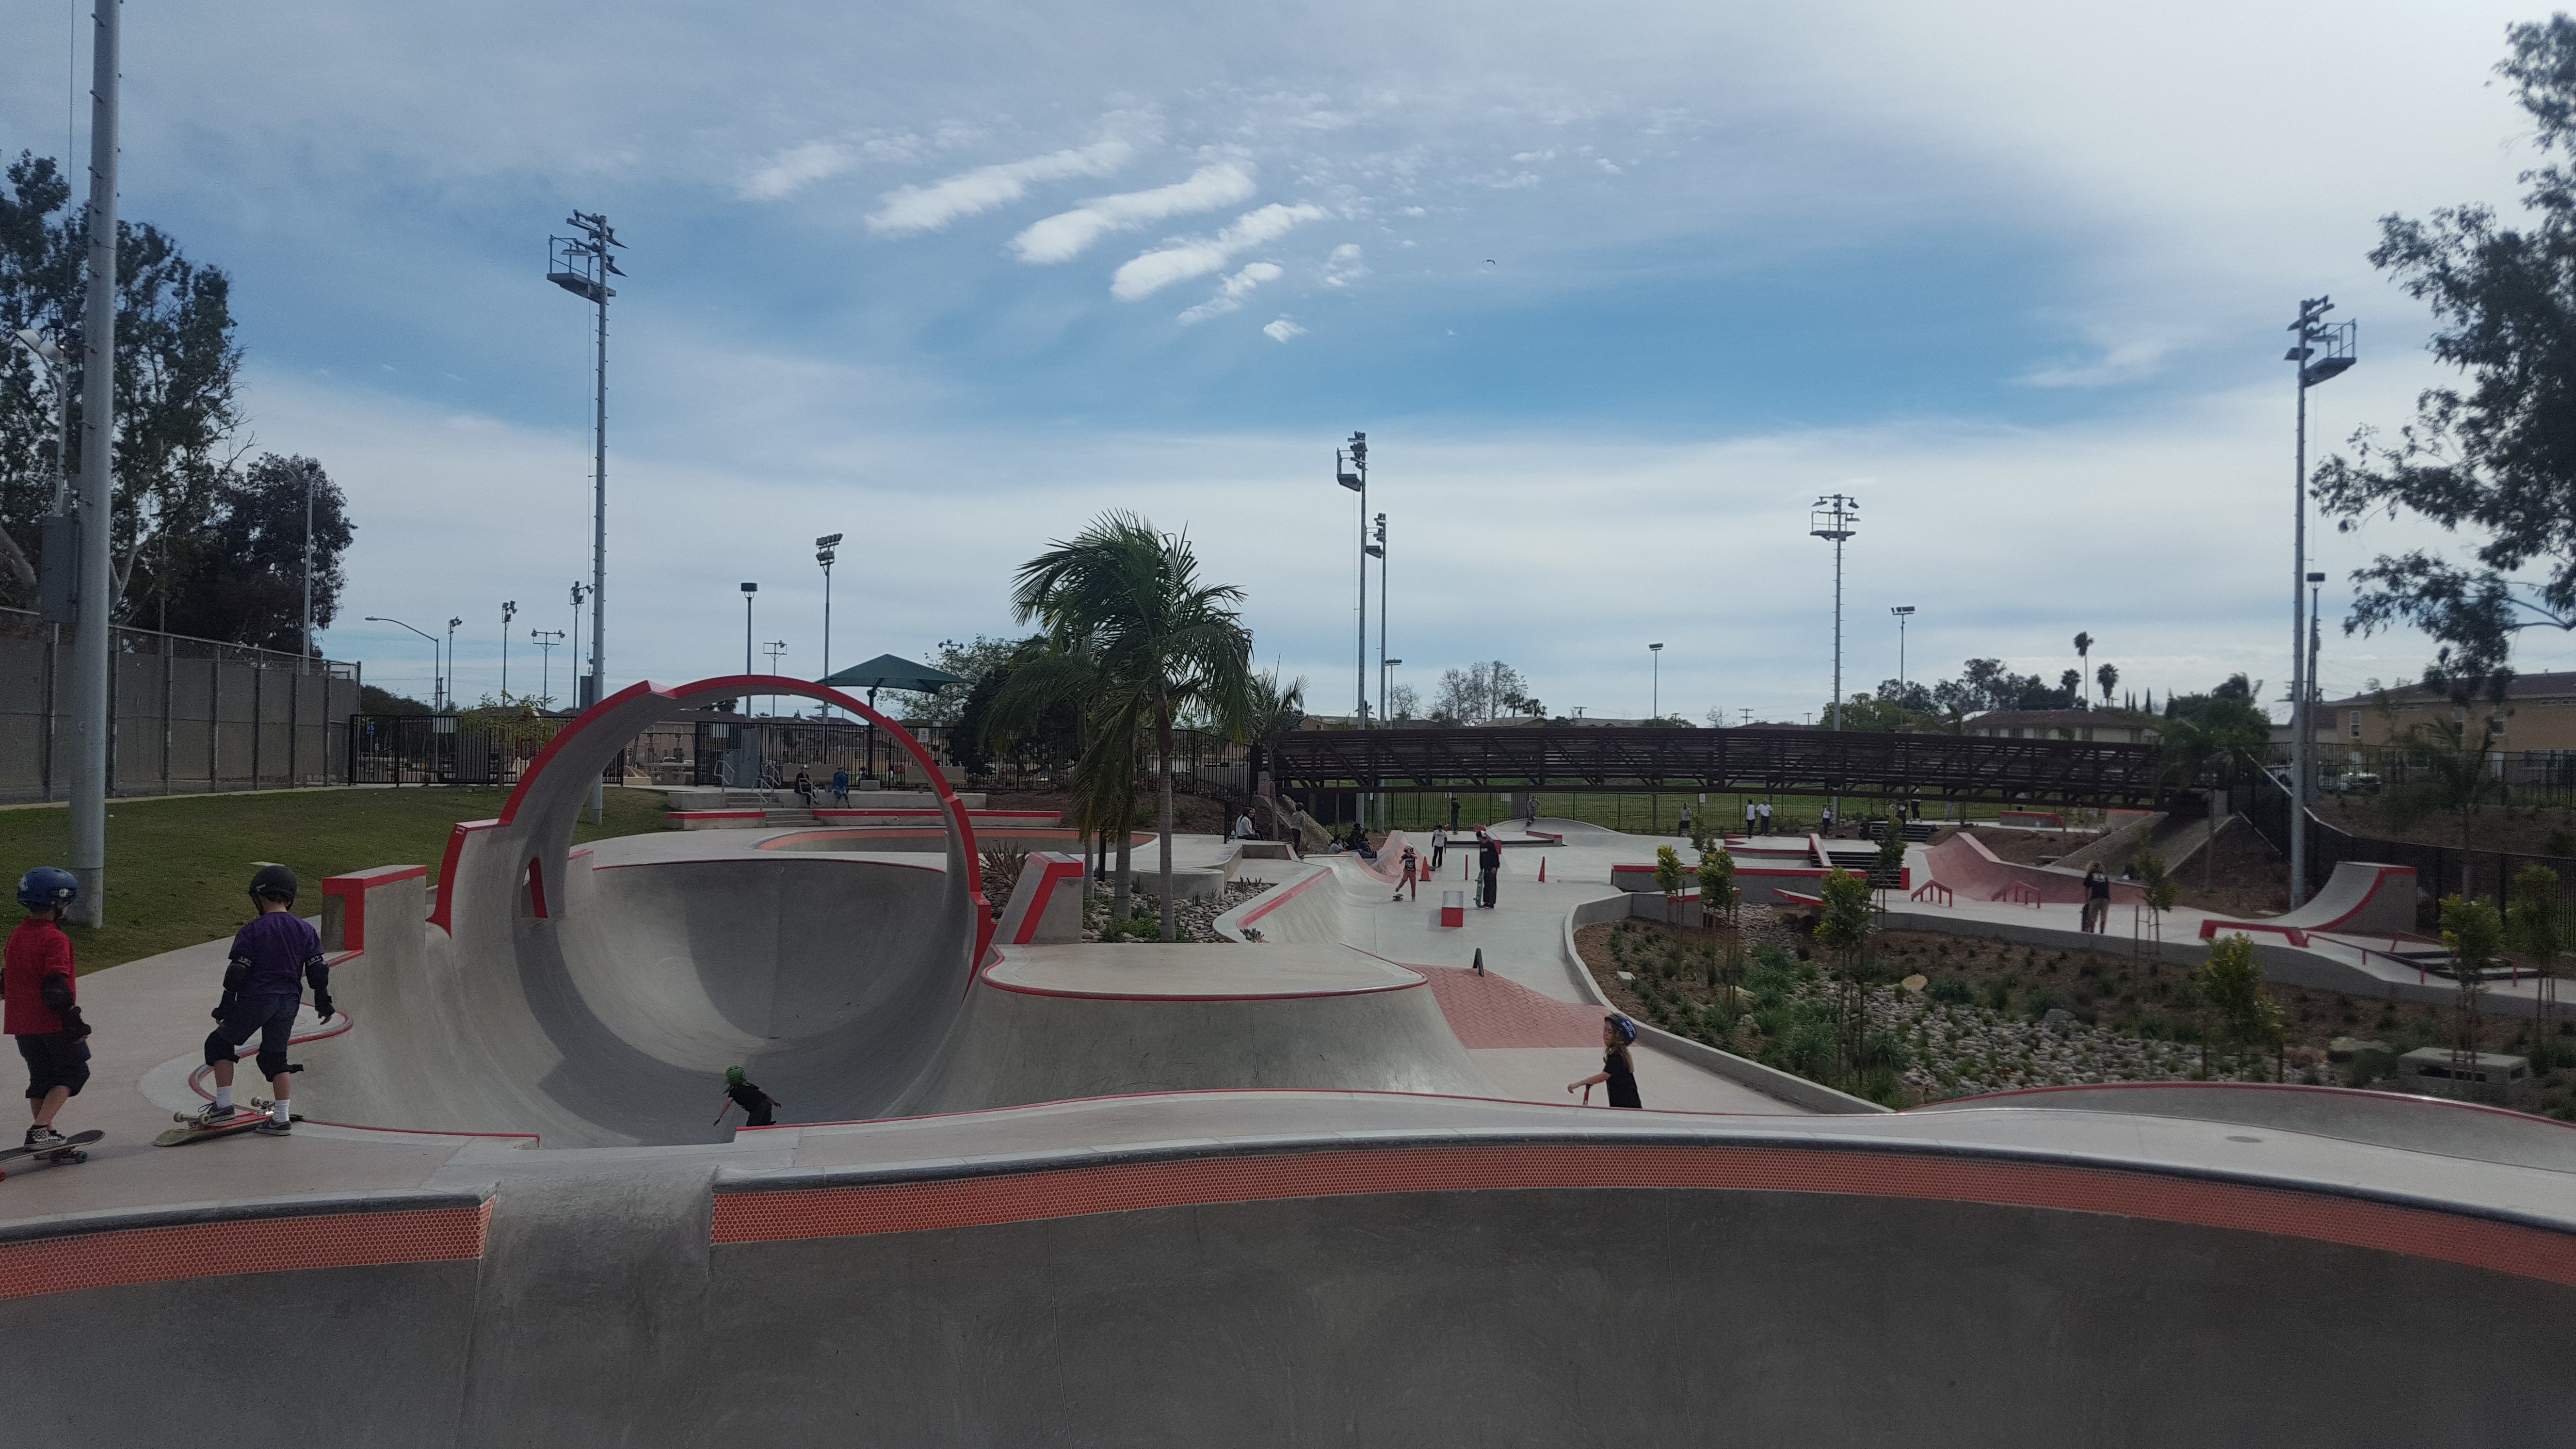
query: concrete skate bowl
293 675 987 1147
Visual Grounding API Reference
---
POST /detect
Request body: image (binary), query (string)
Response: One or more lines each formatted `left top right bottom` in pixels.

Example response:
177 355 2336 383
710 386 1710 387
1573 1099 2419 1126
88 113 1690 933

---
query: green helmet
724 1066 745 1086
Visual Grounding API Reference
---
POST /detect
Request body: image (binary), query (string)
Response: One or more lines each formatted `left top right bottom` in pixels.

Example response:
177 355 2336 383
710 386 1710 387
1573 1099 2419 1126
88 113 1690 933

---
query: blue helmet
1607 1013 1639 1046
16 867 77 911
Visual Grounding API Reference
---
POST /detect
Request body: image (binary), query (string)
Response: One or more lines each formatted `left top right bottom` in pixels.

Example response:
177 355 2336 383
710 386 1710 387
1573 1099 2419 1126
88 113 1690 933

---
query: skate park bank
2 681 2572 1444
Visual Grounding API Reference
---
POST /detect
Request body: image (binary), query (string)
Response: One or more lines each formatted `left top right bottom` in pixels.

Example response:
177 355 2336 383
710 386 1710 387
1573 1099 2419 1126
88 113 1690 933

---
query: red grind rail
0 1201 491 1301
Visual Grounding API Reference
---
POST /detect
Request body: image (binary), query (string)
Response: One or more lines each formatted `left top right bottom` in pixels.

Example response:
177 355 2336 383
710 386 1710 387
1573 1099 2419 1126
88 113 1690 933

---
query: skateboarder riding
6 868 91 1151
715 1066 781 1128
183 866 332 1136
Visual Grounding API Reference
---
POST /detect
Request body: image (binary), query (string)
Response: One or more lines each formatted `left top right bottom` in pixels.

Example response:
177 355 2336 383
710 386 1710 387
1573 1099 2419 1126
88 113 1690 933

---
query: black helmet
249 865 299 904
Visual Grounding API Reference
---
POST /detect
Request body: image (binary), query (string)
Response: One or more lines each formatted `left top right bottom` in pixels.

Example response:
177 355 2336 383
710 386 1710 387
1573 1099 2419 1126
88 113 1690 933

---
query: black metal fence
346 714 579 787
2330 742 2576 811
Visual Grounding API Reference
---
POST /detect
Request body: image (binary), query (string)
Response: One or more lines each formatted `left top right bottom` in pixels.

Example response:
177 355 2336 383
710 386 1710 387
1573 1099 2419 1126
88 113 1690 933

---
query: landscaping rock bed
1081 879 1274 943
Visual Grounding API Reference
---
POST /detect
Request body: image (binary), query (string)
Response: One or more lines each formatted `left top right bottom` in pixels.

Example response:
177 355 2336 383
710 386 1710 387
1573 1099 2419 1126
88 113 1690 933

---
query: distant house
1964 708 2153 744
2313 670 2576 754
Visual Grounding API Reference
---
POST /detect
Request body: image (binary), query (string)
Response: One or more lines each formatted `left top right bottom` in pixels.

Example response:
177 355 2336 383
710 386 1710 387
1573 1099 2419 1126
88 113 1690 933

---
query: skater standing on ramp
1478 833 1502 909
6 869 90 1151
1567 1015 1642 1109
2081 864 2111 934
1429 824 1448 873
183 867 332 1136
715 1066 782 1128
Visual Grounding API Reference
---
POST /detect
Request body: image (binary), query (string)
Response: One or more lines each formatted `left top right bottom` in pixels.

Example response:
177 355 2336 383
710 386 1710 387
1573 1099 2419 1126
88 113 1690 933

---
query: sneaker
23 1126 65 1150
184 1102 240 1128
254 1119 293 1136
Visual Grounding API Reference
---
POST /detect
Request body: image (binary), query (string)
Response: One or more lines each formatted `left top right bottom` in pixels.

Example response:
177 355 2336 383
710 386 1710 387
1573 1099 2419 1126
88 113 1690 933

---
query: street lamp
365 616 443 711
445 617 463 709
816 533 842 719
531 628 564 707
2286 297 2357 906
763 640 788 720
1891 606 1916 694
500 600 517 700
569 582 590 705
741 582 758 682
1649 642 1664 721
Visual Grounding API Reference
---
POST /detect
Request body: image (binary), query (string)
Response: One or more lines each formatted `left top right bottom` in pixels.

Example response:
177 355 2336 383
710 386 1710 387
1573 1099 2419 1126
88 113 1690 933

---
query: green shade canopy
814 653 967 694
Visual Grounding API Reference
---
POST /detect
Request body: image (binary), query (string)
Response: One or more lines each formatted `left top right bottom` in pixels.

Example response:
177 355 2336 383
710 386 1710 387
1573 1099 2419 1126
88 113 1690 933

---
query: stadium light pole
1811 494 1859 818
1368 511 1388 730
63 0 120 926
365 617 441 711
1892 606 1916 694
2286 297 2356 907
567 582 589 705
1336 433 1368 728
1649 642 1664 720
815 533 842 718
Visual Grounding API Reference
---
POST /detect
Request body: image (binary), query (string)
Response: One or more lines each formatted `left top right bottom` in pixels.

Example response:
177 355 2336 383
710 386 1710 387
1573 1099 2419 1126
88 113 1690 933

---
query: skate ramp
297 854 971 1146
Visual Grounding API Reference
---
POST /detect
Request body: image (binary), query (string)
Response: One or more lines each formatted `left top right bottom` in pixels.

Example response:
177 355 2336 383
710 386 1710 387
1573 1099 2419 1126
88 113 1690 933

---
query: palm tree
1010 512 1255 941
2096 660 2119 705
2073 632 2093 707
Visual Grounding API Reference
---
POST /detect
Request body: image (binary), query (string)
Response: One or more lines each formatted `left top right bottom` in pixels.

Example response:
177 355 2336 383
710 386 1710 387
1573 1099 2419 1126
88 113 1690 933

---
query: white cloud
1111 203 1329 300
1321 243 1368 288
1012 162 1261 264
2018 335 2183 388
1178 262 1283 323
868 138 1136 235
741 141 857 201
1262 318 1306 342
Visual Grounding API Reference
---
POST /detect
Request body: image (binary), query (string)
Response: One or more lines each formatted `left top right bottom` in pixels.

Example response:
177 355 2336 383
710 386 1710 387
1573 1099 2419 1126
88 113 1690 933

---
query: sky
3 0 2567 724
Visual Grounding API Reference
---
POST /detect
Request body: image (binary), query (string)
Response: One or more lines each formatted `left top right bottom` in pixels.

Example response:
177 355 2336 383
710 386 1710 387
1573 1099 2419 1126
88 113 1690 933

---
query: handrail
1999 881 2043 908
1910 880 1953 906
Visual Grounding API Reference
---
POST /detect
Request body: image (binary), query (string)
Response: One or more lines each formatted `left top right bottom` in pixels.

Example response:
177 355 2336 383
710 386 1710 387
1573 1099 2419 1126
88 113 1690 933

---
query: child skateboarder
1392 844 1420 902
6 869 90 1151
715 1066 782 1128
182 866 332 1136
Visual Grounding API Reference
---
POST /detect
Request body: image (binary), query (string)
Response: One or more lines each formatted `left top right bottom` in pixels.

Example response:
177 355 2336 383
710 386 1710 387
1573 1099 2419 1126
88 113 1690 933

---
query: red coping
706 1143 2576 1286
1237 866 1329 928
320 865 428 953
0 1202 491 1301
1410 965 1606 1048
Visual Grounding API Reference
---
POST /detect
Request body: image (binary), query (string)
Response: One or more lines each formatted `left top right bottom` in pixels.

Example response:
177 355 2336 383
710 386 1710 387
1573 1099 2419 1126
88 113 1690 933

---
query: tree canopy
2315 17 2576 700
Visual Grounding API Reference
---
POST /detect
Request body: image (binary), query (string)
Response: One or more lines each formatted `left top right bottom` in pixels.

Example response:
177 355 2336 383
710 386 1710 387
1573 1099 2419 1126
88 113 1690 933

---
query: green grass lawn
1 787 669 972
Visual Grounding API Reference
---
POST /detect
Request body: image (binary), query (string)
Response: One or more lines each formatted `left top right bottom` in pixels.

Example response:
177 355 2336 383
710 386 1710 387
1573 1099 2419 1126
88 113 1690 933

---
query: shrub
1926 975 1973 1006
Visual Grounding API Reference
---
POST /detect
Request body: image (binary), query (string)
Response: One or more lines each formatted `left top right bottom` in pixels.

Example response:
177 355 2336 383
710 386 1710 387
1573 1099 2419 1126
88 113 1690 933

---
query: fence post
250 660 263 790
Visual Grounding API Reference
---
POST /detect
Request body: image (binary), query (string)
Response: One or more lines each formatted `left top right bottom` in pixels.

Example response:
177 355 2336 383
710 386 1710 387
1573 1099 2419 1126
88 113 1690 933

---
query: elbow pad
306 958 331 998
39 974 74 1013
222 957 250 994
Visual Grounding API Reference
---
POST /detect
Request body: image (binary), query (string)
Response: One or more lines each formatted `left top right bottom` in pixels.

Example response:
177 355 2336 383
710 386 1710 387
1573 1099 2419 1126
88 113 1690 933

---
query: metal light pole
568 582 589 705
1369 512 1388 722
2307 573 2325 769
1810 494 1859 817
1649 642 1663 720
445 617 462 709
547 213 623 710
366 617 442 711
815 533 841 718
764 640 788 718
1892 606 1916 695
499 600 516 699
2286 298 2356 906
1336 433 1368 727
741 582 757 680
1385 660 1403 721
531 628 563 706
64 0 120 927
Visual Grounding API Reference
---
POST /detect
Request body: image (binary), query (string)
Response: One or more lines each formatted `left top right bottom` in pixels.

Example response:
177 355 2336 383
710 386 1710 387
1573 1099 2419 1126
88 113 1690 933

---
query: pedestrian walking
1393 844 1420 902
180 867 332 1135
2081 863 2111 934
6 869 89 1151
1757 801 1773 833
1744 801 1757 834
1567 1015 1642 1109
1430 824 1448 873
1676 805 1692 838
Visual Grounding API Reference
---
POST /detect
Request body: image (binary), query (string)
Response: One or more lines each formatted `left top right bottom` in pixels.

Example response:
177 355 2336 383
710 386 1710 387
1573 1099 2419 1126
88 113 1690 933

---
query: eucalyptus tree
1009 512 1255 941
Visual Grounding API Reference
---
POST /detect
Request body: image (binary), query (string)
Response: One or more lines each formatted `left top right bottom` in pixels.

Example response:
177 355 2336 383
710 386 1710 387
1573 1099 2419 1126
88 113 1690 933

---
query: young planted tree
2193 933 2286 1079
1009 513 1254 942
1654 845 1687 924
2505 863 2565 1052
1872 818 1908 899
1814 867 1879 1083
1696 846 1738 928
2441 894 2505 1085
2130 848 2180 955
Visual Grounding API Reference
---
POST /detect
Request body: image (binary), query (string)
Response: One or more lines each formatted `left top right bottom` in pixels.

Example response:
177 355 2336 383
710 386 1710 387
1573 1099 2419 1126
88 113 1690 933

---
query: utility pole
2286 298 2356 906
1810 494 1859 818
67 0 120 926
531 628 563 706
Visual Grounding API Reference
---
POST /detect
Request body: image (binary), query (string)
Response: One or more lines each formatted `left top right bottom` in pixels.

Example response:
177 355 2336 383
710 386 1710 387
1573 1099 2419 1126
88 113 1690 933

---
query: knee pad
255 1048 291 1079
204 1031 240 1067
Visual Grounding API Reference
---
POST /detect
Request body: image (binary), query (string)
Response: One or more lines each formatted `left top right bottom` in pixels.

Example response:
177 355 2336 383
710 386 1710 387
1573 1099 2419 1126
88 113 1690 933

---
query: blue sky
4 0 2564 721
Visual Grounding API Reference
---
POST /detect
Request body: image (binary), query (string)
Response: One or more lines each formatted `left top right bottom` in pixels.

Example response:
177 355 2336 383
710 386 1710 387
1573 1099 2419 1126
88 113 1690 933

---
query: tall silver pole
2290 339 2310 907
67 0 119 928
301 473 313 670
586 280 608 823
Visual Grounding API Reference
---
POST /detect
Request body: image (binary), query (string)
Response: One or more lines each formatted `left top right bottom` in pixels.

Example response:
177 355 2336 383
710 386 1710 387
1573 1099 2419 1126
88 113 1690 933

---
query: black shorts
16 1032 89 1100
213 994 300 1061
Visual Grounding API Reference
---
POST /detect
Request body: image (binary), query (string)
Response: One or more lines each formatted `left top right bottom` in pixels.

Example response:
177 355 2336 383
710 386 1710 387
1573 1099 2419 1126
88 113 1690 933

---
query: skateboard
154 1105 298 1147
0 1129 103 1179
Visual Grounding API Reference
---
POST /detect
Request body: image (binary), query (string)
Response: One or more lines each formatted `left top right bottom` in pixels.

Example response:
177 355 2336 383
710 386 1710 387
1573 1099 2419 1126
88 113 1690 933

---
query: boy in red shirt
5 868 90 1151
